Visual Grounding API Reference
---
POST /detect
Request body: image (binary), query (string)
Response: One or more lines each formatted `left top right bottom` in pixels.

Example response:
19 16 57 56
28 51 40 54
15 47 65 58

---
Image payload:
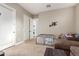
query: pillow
65 34 72 37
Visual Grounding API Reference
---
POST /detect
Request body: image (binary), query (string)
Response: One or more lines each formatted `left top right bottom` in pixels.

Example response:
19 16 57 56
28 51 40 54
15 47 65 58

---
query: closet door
30 18 33 39
23 15 30 40
0 4 16 50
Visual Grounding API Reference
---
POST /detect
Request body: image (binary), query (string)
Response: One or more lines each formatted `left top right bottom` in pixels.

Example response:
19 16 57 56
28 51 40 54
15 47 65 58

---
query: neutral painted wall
75 4 79 34
6 3 33 43
37 7 75 36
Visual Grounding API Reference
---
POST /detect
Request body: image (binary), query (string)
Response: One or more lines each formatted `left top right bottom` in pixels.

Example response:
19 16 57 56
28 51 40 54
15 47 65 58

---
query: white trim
0 4 15 11
15 40 25 45
0 42 15 51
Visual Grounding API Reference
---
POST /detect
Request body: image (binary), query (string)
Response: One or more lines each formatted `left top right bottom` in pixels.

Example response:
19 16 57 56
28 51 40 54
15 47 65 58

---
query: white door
23 15 30 40
0 4 16 50
30 19 33 39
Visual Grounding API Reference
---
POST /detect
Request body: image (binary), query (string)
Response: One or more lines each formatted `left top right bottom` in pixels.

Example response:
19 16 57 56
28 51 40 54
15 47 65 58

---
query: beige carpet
4 39 53 56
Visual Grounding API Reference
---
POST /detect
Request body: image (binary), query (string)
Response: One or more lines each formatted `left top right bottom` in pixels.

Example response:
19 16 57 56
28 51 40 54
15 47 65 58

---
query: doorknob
13 32 15 33
29 31 30 32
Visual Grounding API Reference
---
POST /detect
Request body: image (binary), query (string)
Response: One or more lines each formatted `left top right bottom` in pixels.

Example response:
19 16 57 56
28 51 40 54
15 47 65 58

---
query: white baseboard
0 41 25 51
0 42 14 51
15 40 25 45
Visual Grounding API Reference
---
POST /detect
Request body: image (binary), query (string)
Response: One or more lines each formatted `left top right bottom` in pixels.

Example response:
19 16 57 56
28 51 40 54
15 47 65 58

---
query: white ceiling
19 3 76 15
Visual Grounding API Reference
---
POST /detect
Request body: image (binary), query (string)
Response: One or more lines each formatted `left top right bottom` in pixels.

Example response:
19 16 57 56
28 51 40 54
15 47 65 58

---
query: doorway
23 15 38 40
30 18 38 39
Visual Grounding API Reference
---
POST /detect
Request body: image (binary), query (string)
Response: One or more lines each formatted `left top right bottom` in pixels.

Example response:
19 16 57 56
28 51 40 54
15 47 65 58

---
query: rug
44 48 66 56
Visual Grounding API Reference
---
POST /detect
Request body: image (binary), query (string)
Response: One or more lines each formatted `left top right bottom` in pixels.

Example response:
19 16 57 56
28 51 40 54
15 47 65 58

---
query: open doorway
30 18 38 40
23 15 38 40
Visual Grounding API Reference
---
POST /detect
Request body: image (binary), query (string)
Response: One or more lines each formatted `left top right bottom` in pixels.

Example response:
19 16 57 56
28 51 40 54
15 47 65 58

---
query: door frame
0 4 16 51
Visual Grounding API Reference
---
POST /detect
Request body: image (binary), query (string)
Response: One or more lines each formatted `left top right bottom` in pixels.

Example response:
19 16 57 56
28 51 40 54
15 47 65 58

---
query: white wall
37 7 75 36
0 4 16 50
